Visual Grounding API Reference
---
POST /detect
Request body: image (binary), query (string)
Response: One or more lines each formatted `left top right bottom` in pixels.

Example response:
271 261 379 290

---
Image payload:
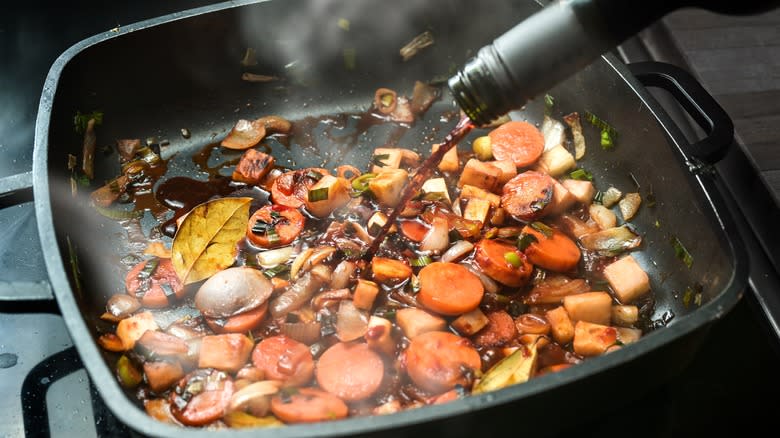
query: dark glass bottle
449 0 780 125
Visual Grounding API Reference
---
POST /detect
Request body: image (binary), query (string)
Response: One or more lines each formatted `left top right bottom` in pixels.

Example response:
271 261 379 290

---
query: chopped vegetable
74 110 103 134
473 342 538 394
307 187 329 202
563 112 586 160
671 236 694 269
116 355 143 388
504 251 521 268
472 136 493 161
569 168 593 181
409 255 433 267
374 88 397 115
544 94 555 116
619 192 642 221
583 110 618 140
400 30 434 61
602 255 651 303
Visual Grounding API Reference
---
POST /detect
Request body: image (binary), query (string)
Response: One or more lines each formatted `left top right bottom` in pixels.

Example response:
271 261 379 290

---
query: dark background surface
1 1 779 436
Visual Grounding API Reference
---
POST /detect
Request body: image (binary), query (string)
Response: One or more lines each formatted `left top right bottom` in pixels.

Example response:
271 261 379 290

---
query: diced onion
619 192 642 221
541 116 565 152
335 300 369 342
461 262 499 294
419 217 449 252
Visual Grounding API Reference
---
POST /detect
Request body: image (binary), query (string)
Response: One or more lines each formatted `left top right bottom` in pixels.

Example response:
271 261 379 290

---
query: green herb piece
671 236 693 269
420 192 448 202
370 154 390 168
410 274 421 293
75 173 90 187
600 130 614 150
307 187 329 202
137 258 160 280
593 191 604 205
269 210 281 220
530 221 554 238
265 227 281 245
351 173 376 194
409 255 432 267
569 168 593 181
74 110 104 134
263 264 290 278
484 227 498 239
116 355 142 388
305 170 323 181
343 47 356 70
516 233 538 251
504 251 521 268
544 94 555 116
654 219 661 228
337 18 350 31
584 110 618 138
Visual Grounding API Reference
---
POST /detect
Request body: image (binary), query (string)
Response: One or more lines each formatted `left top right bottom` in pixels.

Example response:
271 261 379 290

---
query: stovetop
2 2 780 437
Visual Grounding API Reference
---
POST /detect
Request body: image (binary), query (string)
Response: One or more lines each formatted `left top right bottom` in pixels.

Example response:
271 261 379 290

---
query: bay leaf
171 197 251 284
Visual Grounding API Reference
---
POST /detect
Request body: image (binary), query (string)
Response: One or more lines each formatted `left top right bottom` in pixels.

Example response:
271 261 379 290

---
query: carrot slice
247 204 305 248
473 239 533 287
404 331 481 394
125 258 184 308
316 342 384 402
221 119 266 150
170 370 234 427
270 387 348 423
251 335 314 387
500 171 555 222
270 168 330 208
417 262 484 316
489 121 545 168
521 224 581 272
205 302 268 334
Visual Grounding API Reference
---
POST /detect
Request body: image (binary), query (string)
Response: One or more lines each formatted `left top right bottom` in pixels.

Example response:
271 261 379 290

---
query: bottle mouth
448 45 515 127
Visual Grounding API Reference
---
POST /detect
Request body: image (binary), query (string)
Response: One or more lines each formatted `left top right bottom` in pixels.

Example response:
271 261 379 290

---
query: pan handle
0 170 56 302
628 61 734 165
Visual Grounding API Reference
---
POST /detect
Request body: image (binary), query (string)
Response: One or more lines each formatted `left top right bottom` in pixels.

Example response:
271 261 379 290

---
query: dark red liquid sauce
363 115 474 260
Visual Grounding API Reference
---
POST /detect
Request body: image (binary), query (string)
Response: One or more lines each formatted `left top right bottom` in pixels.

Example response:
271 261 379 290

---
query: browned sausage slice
404 331 481 394
473 239 533 287
316 342 384 402
270 387 348 423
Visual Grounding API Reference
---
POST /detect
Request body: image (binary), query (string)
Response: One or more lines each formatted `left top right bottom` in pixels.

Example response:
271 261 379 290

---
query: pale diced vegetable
353 279 380 310
616 327 642 344
432 143 459 173
305 175 351 217
472 136 493 161
371 147 403 173
366 316 395 356
198 334 254 373
421 177 451 204
450 308 490 336
488 160 518 185
545 306 575 344
545 180 577 216
367 212 389 234
573 321 617 357
563 291 613 325
533 144 575 177
368 169 408 207
600 186 622 208
541 116 566 152
602 255 650 303
116 311 159 350
588 204 617 230
490 207 506 226
458 159 501 192
463 198 491 225
561 179 594 204
460 184 501 208
619 192 642 221
396 308 446 339
611 305 639 326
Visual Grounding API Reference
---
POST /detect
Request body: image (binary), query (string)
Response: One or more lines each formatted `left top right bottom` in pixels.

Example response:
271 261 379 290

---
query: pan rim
32 1 747 436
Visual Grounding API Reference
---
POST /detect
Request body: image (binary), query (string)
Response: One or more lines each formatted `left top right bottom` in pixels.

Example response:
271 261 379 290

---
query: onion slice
579 224 642 256
256 246 295 268
419 216 449 252
440 240 474 263
335 300 369 342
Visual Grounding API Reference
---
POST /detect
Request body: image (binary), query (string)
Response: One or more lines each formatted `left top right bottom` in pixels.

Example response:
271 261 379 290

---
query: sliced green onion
516 233 538 251
137 258 159 280
504 252 521 268
116 355 142 388
136 145 162 166
307 187 329 202
544 94 555 116
263 264 290 278
671 236 693 269
351 173 376 192
569 168 593 181
93 205 144 220
160 283 176 299
337 18 350 31
266 227 281 245
420 192 448 202
530 221 554 238
343 47 356 70
584 110 618 138
410 274 421 293
305 170 323 181
600 130 614 150
593 191 604 205
371 154 390 168
409 255 433 267
484 227 498 239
